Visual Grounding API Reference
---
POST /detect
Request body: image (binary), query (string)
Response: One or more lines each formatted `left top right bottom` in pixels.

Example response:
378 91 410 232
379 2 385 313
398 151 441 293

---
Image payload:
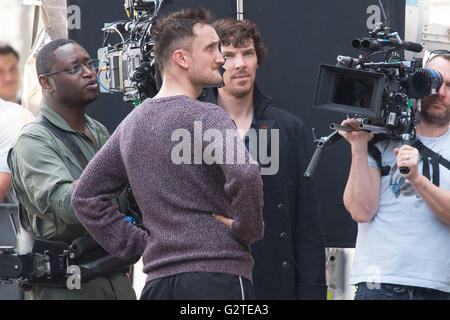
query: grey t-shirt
350 131 450 292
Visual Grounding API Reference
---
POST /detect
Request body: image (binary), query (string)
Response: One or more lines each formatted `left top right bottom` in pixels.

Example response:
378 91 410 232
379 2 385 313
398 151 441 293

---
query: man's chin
421 110 450 126
203 76 224 87
221 83 252 97
83 92 99 105
1 90 18 101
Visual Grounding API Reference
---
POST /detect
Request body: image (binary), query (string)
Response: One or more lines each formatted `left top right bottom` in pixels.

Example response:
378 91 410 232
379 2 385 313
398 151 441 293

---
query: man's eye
70 64 83 74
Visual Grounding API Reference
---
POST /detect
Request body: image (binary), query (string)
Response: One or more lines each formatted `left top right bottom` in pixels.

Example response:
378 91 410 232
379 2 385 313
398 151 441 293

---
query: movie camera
97 0 172 105
304 23 443 178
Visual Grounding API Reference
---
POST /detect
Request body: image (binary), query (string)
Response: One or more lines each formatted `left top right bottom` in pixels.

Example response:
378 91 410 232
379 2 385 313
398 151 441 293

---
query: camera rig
304 23 443 179
0 202 141 289
0 234 138 289
97 0 172 105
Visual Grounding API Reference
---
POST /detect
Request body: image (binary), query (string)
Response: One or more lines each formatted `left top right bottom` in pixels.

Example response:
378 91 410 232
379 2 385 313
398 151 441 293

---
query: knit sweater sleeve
71 123 149 259
202 108 264 244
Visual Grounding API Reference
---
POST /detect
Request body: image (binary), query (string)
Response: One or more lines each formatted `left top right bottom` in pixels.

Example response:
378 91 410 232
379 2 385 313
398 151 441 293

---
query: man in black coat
199 18 327 299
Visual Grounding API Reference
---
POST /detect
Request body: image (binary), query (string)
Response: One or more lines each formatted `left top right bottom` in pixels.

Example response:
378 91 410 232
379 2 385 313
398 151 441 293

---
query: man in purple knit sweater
71 8 264 300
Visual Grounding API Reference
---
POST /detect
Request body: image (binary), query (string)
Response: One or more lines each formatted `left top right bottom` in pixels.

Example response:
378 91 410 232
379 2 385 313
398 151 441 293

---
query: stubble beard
197 70 223 87
420 97 450 127
223 79 253 99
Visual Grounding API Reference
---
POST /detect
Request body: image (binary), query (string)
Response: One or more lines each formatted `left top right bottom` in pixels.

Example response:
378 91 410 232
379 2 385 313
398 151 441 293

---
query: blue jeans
354 282 450 300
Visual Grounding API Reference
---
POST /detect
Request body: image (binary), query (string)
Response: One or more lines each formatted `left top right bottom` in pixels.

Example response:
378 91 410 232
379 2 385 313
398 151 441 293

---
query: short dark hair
36 38 75 76
151 7 215 73
0 42 19 60
212 18 267 65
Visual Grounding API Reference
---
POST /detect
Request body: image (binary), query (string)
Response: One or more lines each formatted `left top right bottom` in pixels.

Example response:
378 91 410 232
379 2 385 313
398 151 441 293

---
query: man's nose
4 71 16 81
234 54 246 69
81 64 96 77
436 81 447 97
216 52 225 65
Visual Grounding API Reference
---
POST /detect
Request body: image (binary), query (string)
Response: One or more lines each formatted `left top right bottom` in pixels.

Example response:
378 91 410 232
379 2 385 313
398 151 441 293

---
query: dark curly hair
212 18 267 65
151 7 216 73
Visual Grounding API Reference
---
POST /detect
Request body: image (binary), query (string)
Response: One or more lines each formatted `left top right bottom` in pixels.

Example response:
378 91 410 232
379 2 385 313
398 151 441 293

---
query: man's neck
416 121 450 138
154 73 201 100
45 98 86 131
217 88 254 122
6 96 19 104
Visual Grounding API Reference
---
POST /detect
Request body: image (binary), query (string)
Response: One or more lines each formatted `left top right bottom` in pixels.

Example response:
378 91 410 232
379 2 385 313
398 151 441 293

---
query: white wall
405 0 450 61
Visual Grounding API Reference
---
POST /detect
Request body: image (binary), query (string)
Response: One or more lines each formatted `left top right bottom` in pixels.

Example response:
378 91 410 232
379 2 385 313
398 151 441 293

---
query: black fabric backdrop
67 0 405 248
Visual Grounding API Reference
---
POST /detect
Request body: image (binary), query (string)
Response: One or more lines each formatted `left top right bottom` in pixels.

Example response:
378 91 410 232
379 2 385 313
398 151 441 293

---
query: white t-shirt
350 131 450 293
0 98 24 173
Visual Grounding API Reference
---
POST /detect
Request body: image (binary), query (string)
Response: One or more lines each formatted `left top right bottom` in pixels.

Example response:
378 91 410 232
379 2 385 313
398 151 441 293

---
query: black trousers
140 272 255 300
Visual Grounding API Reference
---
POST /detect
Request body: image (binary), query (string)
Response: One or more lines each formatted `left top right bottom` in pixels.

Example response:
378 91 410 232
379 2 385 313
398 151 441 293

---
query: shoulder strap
411 139 450 187
368 141 391 176
34 116 89 169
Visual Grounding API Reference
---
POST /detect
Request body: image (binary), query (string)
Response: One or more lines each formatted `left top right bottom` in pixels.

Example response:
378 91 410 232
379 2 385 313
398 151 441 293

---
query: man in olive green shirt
7 39 136 300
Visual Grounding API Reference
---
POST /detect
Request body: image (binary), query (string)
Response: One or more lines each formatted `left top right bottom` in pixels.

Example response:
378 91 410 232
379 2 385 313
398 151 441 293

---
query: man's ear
172 49 189 70
38 75 55 94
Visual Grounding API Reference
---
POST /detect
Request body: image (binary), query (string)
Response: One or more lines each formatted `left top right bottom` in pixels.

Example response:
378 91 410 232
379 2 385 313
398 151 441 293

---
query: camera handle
304 121 394 179
399 134 417 174
304 129 342 179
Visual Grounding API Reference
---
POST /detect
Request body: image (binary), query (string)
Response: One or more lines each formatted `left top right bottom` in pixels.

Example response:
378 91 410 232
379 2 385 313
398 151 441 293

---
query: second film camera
304 23 443 178
97 0 171 104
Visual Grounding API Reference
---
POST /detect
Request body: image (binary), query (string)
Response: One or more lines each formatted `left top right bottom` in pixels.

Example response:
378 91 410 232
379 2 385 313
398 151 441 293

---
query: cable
110 27 125 44
378 0 390 25
97 69 115 93
368 50 386 61
140 0 164 54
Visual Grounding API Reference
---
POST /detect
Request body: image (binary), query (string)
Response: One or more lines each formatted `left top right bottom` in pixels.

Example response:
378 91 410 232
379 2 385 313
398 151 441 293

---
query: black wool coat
199 86 327 299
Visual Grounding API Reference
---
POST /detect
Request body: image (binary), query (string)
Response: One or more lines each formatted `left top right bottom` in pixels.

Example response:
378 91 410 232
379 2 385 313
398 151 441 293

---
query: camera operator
7 39 136 300
339 53 450 300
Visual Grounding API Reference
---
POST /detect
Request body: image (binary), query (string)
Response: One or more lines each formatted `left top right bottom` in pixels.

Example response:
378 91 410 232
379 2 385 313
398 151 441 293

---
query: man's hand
394 145 420 182
338 118 374 146
212 213 233 229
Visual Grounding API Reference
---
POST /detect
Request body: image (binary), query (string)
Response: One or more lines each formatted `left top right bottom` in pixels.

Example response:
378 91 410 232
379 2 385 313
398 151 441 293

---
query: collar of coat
199 84 273 121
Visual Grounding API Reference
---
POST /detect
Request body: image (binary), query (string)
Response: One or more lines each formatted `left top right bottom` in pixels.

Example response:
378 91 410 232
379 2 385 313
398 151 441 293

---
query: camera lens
412 68 443 96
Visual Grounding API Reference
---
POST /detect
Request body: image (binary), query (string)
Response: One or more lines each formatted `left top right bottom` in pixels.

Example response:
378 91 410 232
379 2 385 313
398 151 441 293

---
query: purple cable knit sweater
72 95 264 282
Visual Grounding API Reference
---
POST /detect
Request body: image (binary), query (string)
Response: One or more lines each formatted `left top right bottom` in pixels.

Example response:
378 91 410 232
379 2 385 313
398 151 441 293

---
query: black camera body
0 233 140 288
313 24 443 139
0 191 143 288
